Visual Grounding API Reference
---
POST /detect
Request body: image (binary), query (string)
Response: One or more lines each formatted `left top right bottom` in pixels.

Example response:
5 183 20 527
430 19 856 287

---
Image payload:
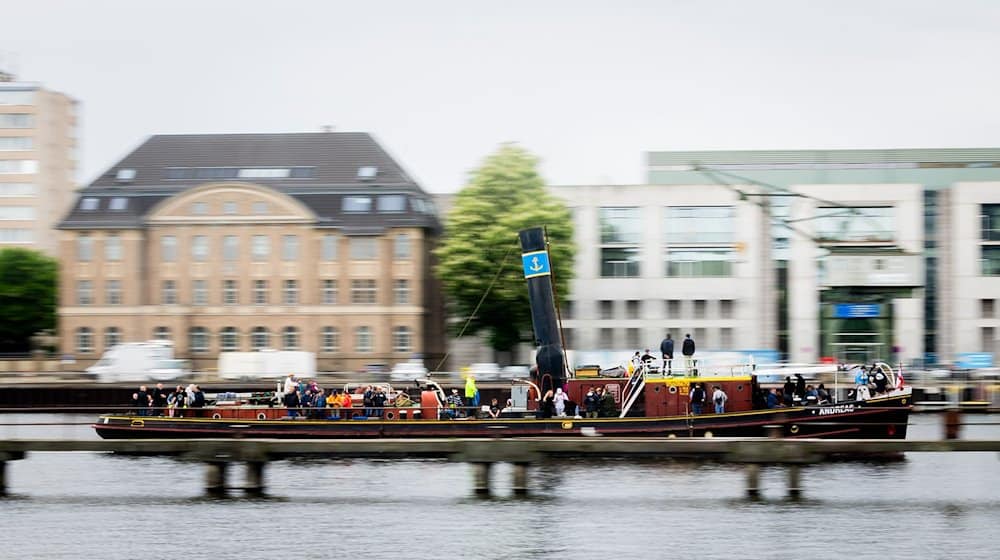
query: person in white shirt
712 385 728 414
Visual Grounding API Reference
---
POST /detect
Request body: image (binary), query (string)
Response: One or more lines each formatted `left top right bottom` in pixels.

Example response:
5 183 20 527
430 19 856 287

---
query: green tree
435 144 575 354
0 248 58 353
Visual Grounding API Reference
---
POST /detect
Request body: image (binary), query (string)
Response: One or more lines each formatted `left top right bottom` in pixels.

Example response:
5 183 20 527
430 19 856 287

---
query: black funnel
518 227 565 394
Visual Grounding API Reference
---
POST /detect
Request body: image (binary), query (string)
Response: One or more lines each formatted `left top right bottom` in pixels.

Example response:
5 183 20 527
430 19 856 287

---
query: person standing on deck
712 385 728 414
682 333 696 375
794 373 806 400
689 382 706 415
660 333 674 374
465 374 479 409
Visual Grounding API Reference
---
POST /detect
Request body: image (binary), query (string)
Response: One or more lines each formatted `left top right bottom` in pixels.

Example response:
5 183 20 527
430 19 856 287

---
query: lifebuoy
257 412 266 421
211 413 222 419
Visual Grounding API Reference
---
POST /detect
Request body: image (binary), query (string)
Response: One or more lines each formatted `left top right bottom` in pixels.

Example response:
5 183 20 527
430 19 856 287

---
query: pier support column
512 462 530 497
0 460 6 497
205 462 228 497
245 462 266 497
745 463 761 499
471 462 492 497
787 465 802 500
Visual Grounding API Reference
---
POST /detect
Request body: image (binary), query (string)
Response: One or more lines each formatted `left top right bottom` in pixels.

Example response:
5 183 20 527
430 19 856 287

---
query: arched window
251 326 270 350
282 326 300 350
392 326 412 353
189 327 209 353
153 326 171 341
354 326 372 353
321 326 339 353
76 327 94 354
104 327 122 350
219 327 239 352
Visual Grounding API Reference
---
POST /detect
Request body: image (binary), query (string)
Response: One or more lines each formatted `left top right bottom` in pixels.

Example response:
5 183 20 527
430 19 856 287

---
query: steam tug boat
94 227 911 440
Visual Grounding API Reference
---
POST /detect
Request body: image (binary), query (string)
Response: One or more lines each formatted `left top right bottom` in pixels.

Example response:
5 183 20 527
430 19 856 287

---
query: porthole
654 386 661 392
668 386 678 394
790 425 799 434
736 384 744 392
257 413 267 420
212 413 222 419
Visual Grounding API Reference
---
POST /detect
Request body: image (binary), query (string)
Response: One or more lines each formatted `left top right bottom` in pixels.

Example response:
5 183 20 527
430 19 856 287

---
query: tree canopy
0 248 58 353
435 144 575 353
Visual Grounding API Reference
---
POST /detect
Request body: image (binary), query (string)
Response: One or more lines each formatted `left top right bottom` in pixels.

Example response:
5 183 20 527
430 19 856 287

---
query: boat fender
212 413 222 419
257 412 267 421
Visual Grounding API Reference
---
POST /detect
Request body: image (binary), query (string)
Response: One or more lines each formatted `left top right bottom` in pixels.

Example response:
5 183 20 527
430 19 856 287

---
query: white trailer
86 341 189 383
218 349 316 380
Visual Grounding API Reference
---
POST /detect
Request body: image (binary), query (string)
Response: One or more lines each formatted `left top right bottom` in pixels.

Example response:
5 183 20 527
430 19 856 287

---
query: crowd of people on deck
130 383 205 416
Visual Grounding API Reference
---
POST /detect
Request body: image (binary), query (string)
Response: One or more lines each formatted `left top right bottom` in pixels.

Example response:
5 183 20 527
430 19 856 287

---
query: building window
252 201 269 215
666 299 682 318
282 235 299 261
77 234 93 262
223 279 238 305
599 300 614 320
104 234 122 261
251 326 270 350
283 279 298 305
815 206 895 243
0 206 35 220
982 247 1000 276
191 235 209 262
665 249 733 277
223 235 239 261
561 301 574 320
694 300 707 319
694 328 707 350
162 280 177 304
76 327 94 354
665 206 734 244
626 328 640 348
0 228 32 243
105 280 122 305
601 247 641 278
322 279 338 304
0 114 34 128
720 299 734 319
109 197 128 211
282 326 300 350
563 328 574 349
377 195 406 213
981 327 996 354
189 327 209 354
355 326 373 353
252 235 270 261
77 280 93 305
223 201 237 215
343 196 372 213
153 326 171 341
394 233 411 259
253 280 269 305
0 183 35 196
599 328 614 348
982 299 996 319
0 160 37 174
220 327 239 352
626 300 640 319
322 234 338 261
350 237 377 260
321 326 340 352
721 327 733 349
80 198 99 211
161 235 177 262
393 279 410 305
392 326 413 353
192 279 208 306
104 327 122 350
599 207 641 278
351 279 377 304
0 137 33 150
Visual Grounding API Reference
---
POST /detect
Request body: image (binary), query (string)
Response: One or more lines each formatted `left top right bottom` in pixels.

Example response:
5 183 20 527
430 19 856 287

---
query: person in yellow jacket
465 374 480 411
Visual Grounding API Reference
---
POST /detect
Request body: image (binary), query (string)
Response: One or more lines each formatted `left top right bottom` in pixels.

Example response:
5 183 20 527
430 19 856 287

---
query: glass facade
814 206 895 243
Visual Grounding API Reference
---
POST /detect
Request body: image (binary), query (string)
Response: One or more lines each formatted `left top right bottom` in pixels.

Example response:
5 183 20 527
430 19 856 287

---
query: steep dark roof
60 132 440 233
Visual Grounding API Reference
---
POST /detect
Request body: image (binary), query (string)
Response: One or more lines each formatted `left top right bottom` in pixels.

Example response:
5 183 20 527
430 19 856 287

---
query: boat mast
519 227 566 396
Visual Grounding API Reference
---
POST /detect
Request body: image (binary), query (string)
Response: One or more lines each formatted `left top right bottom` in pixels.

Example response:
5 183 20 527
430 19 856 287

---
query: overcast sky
5 0 1000 191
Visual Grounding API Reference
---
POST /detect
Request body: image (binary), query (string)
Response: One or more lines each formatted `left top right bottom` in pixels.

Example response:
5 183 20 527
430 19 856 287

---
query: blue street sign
955 352 993 369
833 303 882 318
522 250 551 279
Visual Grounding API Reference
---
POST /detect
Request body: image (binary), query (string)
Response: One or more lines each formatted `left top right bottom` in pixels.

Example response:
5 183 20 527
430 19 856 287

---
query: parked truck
86 341 189 383
217 349 316 380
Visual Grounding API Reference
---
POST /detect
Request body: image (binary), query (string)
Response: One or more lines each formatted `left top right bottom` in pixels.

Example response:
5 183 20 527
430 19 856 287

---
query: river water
1 413 999 559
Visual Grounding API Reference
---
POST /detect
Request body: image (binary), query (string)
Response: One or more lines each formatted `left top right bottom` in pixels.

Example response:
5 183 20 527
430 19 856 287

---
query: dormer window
115 168 136 182
80 197 99 211
109 197 128 211
357 166 378 181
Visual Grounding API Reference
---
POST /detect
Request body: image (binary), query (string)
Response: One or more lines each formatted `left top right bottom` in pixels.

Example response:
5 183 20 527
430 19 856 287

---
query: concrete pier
245 462 266 497
512 462 530 496
472 462 492 496
205 462 228 497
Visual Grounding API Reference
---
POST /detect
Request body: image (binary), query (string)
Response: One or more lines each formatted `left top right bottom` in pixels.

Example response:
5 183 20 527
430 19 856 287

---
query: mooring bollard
944 409 962 440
